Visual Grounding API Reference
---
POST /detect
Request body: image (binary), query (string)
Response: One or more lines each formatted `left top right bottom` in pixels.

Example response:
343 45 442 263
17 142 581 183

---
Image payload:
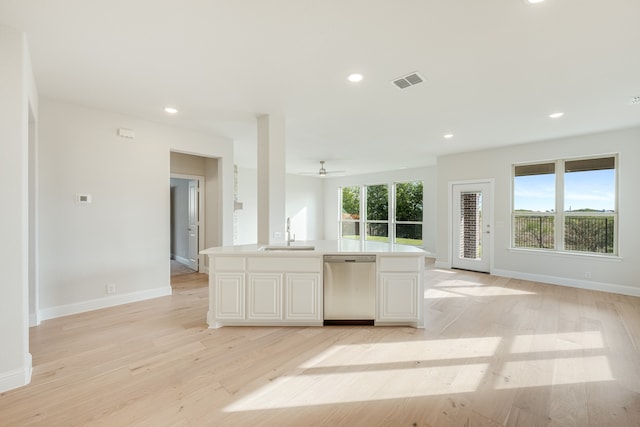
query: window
338 181 424 246
340 186 360 240
366 184 389 242
513 162 556 249
395 181 423 246
513 156 616 255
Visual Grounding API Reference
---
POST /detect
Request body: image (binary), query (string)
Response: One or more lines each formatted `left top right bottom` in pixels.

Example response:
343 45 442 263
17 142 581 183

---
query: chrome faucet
286 217 291 246
286 217 296 246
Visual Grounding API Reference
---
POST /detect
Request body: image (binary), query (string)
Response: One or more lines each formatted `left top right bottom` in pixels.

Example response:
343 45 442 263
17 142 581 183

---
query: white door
452 182 491 273
187 180 199 270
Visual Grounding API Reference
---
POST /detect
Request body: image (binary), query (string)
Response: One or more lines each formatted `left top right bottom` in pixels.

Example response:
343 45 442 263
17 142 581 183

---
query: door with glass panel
452 183 491 273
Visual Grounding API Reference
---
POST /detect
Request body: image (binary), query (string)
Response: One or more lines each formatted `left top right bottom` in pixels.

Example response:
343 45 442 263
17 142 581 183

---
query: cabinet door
285 273 321 320
378 273 419 321
247 273 283 320
215 273 245 319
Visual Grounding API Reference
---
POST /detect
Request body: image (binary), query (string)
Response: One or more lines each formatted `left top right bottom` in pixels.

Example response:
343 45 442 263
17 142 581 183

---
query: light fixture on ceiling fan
301 160 345 177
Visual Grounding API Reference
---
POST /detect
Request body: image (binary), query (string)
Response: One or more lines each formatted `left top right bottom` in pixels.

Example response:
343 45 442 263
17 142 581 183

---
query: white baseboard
200 264 209 274
0 353 32 393
174 255 190 265
434 260 451 269
39 286 173 321
29 312 40 327
492 268 640 298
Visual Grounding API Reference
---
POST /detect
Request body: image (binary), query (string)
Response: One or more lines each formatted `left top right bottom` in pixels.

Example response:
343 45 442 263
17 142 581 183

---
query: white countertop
201 240 426 256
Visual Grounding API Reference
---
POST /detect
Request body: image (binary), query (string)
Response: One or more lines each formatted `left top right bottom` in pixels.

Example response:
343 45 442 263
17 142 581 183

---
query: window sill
508 247 622 262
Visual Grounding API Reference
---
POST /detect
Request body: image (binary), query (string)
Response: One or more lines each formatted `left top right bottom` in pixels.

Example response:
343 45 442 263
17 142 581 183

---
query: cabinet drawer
247 257 321 272
214 256 246 272
378 256 421 272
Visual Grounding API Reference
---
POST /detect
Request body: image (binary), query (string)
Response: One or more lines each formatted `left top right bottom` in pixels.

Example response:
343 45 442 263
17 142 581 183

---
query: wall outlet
107 283 116 294
584 272 592 279
273 231 282 238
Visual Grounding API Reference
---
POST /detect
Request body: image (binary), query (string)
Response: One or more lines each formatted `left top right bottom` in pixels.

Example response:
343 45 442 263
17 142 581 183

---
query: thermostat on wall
76 194 92 204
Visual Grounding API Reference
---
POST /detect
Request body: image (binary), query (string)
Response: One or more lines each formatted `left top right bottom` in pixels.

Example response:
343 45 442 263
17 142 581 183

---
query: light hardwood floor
1 263 639 426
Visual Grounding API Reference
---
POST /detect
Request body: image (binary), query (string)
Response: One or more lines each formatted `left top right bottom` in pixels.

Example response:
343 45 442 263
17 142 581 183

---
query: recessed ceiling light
347 73 363 83
549 112 564 119
164 107 178 114
525 0 544 4
444 134 454 139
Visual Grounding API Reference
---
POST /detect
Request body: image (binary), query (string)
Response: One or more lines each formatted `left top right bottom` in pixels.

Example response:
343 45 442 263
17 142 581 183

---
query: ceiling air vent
630 95 640 105
392 72 424 89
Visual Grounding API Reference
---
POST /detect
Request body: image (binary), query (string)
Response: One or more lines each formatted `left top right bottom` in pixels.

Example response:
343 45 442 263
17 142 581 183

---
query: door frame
447 179 495 273
170 173 205 272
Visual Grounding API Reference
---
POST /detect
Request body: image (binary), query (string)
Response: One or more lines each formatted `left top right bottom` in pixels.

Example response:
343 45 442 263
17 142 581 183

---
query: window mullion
361 185 366 245
556 159 564 251
390 182 396 244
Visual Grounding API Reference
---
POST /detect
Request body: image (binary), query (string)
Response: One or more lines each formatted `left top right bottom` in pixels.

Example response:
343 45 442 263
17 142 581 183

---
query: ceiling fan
301 160 345 177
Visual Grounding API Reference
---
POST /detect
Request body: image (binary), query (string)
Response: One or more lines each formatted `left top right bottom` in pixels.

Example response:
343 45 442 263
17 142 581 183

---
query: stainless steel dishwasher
323 255 376 325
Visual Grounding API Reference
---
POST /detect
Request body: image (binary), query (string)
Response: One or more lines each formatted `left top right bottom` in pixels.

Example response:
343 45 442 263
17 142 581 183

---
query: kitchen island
201 240 426 329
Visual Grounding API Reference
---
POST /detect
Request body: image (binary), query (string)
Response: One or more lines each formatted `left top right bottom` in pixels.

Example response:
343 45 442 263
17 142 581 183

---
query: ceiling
2 0 639 176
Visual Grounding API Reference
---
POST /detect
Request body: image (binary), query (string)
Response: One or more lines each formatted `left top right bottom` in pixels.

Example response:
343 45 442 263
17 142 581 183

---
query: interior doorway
451 181 493 273
170 174 204 276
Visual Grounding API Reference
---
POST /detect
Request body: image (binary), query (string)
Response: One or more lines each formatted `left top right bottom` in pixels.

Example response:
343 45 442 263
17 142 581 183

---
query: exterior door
187 180 199 270
452 182 491 273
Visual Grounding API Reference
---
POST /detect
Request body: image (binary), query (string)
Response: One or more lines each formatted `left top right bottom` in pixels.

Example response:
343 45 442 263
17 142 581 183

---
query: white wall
234 167 325 244
287 173 325 242
235 167 258 244
0 25 37 392
322 167 438 255
437 126 640 295
38 98 234 319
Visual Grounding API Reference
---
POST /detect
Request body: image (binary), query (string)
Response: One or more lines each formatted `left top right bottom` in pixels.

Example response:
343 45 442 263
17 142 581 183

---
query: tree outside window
339 181 423 247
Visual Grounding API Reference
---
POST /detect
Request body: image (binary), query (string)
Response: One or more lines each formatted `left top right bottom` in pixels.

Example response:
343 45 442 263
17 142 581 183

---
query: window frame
511 155 618 256
339 185 361 241
338 180 424 247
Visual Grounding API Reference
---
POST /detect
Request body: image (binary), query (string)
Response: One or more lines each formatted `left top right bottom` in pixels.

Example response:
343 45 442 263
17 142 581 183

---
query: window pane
396 181 423 222
459 192 482 259
341 222 360 240
513 215 555 249
514 164 556 212
564 216 614 254
365 222 388 242
341 186 360 220
396 224 422 246
564 158 615 212
367 185 388 221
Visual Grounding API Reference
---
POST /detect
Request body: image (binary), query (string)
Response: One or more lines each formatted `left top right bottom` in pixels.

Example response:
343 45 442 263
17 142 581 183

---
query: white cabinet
210 255 322 327
378 273 419 321
285 273 321 321
377 256 422 324
247 273 282 320
215 273 245 320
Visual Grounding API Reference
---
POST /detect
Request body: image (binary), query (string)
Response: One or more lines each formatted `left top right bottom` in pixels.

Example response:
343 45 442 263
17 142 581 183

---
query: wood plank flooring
1 263 639 426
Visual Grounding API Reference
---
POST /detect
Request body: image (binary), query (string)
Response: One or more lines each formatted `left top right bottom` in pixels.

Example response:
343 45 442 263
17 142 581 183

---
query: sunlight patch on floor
298 337 502 369
494 356 613 389
426 285 535 298
509 331 604 354
223 363 490 411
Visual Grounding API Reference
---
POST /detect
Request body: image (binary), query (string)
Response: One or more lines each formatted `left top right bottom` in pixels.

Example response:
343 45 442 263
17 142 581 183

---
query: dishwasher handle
324 255 376 263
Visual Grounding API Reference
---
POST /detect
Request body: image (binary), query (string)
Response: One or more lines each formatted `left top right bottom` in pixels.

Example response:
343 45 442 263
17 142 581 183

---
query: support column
257 114 286 245
0 24 34 392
